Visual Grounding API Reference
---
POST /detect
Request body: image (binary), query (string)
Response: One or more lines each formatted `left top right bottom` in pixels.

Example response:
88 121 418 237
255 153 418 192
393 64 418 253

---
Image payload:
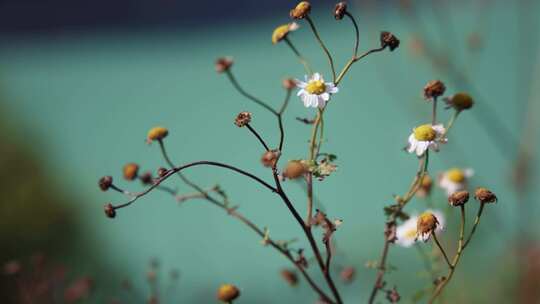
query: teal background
1 1 539 302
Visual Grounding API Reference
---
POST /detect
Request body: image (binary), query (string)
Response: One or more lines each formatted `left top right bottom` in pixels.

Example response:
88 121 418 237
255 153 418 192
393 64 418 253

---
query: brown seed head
290 1 311 19
474 187 497 204
104 203 116 218
423 80 446 100
282 78 297 90
215 57 233 73
157 167 168 178
280 269 298 286
217 284 240 302
448 190 470 206
146 126 168 144
99 176 113 191
334 2 347 20
340 266 356 284
234 112 252 127
123 163 139 181
417 212 439 238
283 160 307 179
380 31 400 51
447 92 474 111
140 171 153 185
261 150 280 168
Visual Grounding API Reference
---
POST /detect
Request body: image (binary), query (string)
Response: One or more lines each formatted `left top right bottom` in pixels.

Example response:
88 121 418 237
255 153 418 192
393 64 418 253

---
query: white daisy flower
438 168 474 197
406 123 447 157
296 73 338 108
395 209 445 247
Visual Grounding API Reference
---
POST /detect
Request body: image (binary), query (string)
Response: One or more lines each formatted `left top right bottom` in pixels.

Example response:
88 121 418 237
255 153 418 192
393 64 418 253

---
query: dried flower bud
290 1 311 19
280 269 298 286
282 78 297 90
380 31 400 51
272 22 299 44
140 171 153 185
417 211 439 239
157 167 168 178
234 112 252 127
415 174 432 198
123 163 139 181
423 80 446 100
215 57 233 73
146 126 168 144
448 190 469 206
217 284 240 302
283 160 307 179
446 92 474 111
99 176 113 191
334 2 347 20
104 203 116 218
474 187 497 204
340 266 355 284
261 150 280 168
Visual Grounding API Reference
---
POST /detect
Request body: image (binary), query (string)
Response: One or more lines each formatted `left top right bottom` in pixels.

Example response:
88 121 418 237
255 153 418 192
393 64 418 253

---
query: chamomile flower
438 168 474 197
296 73 338 108
406 124 447 157
395 209 445 247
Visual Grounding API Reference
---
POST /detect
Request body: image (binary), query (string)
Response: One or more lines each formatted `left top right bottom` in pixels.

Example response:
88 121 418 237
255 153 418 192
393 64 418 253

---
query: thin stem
462 203 485 250
278 88 292 152
245 124 270 152
344 12 360 57
305 16 336 82
335 46 385 85
431 234 452 269
284 37 313 75
432 97 438 125
225 70 278 115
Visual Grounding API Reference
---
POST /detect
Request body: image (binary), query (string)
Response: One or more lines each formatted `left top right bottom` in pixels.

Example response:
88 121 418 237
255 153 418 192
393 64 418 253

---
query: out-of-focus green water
0 2 538 302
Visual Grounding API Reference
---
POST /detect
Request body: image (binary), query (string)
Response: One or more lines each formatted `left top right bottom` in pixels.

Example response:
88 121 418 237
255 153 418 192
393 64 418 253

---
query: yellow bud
217 284 240 302
147 126 168 143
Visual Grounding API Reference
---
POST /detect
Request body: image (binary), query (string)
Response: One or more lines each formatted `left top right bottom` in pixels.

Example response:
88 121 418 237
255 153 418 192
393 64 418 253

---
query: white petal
416 142 429 156
320 92 330 101
312 73 321 81
464 168 474 178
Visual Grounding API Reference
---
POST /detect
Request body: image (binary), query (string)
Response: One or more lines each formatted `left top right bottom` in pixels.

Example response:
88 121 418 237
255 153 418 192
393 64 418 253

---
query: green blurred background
1 0 539 302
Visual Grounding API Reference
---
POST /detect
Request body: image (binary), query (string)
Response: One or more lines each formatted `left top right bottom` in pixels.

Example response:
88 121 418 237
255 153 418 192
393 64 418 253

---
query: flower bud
283 160 307 179
340 266 355 284
157 167 168 178
261 150 280 168
272 23 299 44
282 78 297 90
217 284 240 302
334 2 347 20
98 176 113 191
234 112 252 127
146 126 168 144
446 92 474 111
380 31 400 51
123 163 139 181
290 1 311 19
140 171 153 185
280 269 298 286
448 190 469 206
417 211 439 239
474 187 497 204
104 203 116 218
215 57 233 73
423 80 446 100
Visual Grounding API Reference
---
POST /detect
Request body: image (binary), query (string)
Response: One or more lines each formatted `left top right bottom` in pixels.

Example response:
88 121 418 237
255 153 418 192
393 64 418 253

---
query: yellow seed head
147 126 168 143
217 284 240 302
413 124 436 141
450 92 474 111
272 23 297 44
290 1 311 19
305 80 326 95
446 168 465 183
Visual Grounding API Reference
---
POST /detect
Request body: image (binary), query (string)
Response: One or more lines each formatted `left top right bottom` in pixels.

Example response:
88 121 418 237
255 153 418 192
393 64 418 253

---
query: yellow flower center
413 124 436 141
272 24 290 44
447 168 465 183
305 80 326 95
405 228 417 239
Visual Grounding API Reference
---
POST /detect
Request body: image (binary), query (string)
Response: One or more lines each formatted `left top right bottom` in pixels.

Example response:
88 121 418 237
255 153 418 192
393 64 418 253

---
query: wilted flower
261 150 280 167
146 126 168 144
290 1 311 19
296 73 338 108
272 22 299 44
215 57 233 73
380 31 400 51
104 203 116 218
448 190 470 207
423 80 446 100
334 2 347 20
406 124 447 156
474 187 497 204
396 209 445 246
445 92 474 111
217 284 240 302
99 176 113 191
438 167 474 196
234 112 252 127
417 211 440 241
